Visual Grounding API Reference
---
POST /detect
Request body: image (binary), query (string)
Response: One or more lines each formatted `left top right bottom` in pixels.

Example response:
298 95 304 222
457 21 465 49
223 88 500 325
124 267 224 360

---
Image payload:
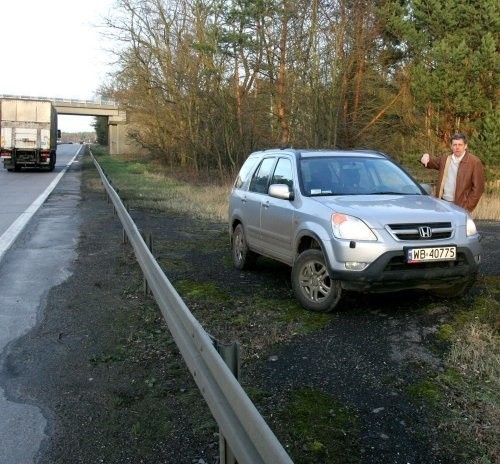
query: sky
1 0 115 132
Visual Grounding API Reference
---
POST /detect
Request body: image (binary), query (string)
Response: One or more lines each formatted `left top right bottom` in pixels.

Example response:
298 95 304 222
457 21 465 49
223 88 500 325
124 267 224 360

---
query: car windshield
300 156 422 196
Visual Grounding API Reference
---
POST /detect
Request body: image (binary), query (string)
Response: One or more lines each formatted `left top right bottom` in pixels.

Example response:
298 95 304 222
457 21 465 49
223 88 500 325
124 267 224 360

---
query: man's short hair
451 133 468 143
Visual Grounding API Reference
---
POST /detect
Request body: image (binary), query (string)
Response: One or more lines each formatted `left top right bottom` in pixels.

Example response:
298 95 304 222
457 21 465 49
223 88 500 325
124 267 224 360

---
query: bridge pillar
108 111 127 155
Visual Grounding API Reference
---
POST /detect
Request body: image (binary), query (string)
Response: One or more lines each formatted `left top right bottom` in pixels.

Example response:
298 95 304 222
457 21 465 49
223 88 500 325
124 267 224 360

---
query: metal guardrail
0 94 117 107
91 152 293 464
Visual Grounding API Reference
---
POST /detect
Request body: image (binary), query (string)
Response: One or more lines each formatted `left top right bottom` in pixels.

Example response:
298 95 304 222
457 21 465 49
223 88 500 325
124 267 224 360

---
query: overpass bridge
0 95 128 155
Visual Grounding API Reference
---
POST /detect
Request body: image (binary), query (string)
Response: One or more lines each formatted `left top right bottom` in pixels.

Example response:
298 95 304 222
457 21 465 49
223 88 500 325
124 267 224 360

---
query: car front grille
384 252 468 271
387 222 453 241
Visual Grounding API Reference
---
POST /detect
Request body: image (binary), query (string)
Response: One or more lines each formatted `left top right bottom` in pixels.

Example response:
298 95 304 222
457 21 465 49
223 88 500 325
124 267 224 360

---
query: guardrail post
141 232 153 295
123 204 130 244
215 341 240 464
113 188 120 217
140 230 148 295
146 232 153 255
139 230 154 295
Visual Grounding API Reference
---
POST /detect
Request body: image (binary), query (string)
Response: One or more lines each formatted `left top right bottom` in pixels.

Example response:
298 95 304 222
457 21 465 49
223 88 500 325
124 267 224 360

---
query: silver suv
228 149 482 312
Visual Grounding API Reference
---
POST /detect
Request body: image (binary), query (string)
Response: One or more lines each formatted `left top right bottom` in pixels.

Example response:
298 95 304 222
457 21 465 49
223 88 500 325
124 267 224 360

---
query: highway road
0 143 84 464
0 144 83 259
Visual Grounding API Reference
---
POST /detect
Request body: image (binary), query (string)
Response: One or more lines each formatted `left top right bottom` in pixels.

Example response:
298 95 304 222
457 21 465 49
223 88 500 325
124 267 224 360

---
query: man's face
451 139 467 157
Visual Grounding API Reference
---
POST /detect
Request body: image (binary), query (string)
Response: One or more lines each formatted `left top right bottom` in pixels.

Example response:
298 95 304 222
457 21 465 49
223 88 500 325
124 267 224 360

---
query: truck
0 98 58 171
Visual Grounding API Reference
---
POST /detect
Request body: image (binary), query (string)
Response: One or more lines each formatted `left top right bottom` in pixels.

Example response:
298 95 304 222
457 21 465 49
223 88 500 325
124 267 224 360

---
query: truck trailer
0 98 58 171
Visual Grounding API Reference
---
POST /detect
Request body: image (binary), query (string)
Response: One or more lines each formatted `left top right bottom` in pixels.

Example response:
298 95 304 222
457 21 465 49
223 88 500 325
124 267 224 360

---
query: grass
408 279 500 463
252 295 336 333
173 279 334 355
434 286 500 463
88 146 500 462
174 280 230 303
473 193 500 221
91 147 230 222
271 387 361 464
92 146 500 221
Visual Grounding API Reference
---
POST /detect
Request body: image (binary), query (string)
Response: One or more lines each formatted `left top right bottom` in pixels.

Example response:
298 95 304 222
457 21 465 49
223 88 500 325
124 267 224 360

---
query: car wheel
232 224 257 270
292 249 342 312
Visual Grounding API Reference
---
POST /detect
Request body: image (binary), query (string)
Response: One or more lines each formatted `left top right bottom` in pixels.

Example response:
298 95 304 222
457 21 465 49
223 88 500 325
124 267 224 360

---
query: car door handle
262 201 270 209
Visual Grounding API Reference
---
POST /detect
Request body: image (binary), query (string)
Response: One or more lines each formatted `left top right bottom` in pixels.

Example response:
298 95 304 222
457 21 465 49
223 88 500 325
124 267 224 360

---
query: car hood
314 194 468 227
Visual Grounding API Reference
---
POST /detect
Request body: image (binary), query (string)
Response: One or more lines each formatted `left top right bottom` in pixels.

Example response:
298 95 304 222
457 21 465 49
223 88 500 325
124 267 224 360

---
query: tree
100 0 498 175
93 116 109 146
398 0 499 150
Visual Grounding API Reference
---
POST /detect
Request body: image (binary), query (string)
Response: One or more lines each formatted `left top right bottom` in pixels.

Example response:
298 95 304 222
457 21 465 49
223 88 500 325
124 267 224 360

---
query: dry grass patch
93 148 500 221
449 323 500 383
435 284 500 463
472 193 500 221
446 321 500 460
89 150 230 222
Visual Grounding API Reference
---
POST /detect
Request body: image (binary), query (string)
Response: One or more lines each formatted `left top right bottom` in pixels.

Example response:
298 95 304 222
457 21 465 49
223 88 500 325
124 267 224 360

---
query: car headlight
331 213 377 241
466 216 478 237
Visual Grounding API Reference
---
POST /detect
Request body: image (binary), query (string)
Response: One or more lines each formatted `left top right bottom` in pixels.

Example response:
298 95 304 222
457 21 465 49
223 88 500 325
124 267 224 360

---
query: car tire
232 224 257 270
292 249 342 312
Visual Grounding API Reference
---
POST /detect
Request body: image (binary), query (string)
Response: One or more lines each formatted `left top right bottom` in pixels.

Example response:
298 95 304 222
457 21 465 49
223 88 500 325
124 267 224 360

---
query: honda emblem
419 226 432 238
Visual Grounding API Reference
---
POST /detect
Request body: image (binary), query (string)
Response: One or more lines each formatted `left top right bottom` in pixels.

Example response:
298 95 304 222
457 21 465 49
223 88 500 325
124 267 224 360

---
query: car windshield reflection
300 157 422 197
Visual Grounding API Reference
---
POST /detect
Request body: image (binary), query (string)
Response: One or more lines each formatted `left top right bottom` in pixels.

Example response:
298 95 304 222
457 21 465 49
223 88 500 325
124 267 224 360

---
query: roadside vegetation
445 308 498 462
91 148 231 222
90 147 499 463
98 0 498 185
413 287 500 463
92 147 499 222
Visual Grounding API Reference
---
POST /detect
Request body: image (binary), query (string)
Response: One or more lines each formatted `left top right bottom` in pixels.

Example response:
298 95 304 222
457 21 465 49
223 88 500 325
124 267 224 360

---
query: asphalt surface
0 149 82 464
476 220 500 276
0 153 218 464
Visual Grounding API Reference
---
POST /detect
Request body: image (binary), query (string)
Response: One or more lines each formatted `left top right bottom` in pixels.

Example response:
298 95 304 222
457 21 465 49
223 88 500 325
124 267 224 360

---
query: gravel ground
2 155 498 464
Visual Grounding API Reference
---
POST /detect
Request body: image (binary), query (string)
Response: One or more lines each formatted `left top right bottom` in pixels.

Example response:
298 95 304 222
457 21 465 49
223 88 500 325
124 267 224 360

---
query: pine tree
402 0 499 148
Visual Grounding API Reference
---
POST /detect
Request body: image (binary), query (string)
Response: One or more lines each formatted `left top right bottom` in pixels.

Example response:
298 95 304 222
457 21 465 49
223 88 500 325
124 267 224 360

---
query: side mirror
57 129 62 139
269 183 294 201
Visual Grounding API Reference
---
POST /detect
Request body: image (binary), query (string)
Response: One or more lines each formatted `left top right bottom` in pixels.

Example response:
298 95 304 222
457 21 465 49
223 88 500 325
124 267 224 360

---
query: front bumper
328 246 480 292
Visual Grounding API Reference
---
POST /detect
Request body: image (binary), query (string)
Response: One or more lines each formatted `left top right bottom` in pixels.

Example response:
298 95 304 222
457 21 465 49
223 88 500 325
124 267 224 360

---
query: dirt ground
2 154 498 464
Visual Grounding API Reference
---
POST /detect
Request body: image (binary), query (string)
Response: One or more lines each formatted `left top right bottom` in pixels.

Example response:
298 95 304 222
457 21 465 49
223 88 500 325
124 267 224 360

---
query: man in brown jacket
420 133 485 213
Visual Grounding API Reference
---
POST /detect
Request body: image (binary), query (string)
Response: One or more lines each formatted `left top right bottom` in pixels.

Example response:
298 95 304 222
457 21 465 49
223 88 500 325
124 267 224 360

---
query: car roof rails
353 148 386 156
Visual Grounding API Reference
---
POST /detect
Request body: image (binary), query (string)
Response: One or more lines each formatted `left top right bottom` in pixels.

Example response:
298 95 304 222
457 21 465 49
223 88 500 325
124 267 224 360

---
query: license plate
406 246 456 263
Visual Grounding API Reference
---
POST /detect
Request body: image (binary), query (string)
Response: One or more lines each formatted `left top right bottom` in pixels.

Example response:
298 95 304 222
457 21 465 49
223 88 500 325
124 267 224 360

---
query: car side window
271 158 293 190
249 157 276 194
234 156 259 189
